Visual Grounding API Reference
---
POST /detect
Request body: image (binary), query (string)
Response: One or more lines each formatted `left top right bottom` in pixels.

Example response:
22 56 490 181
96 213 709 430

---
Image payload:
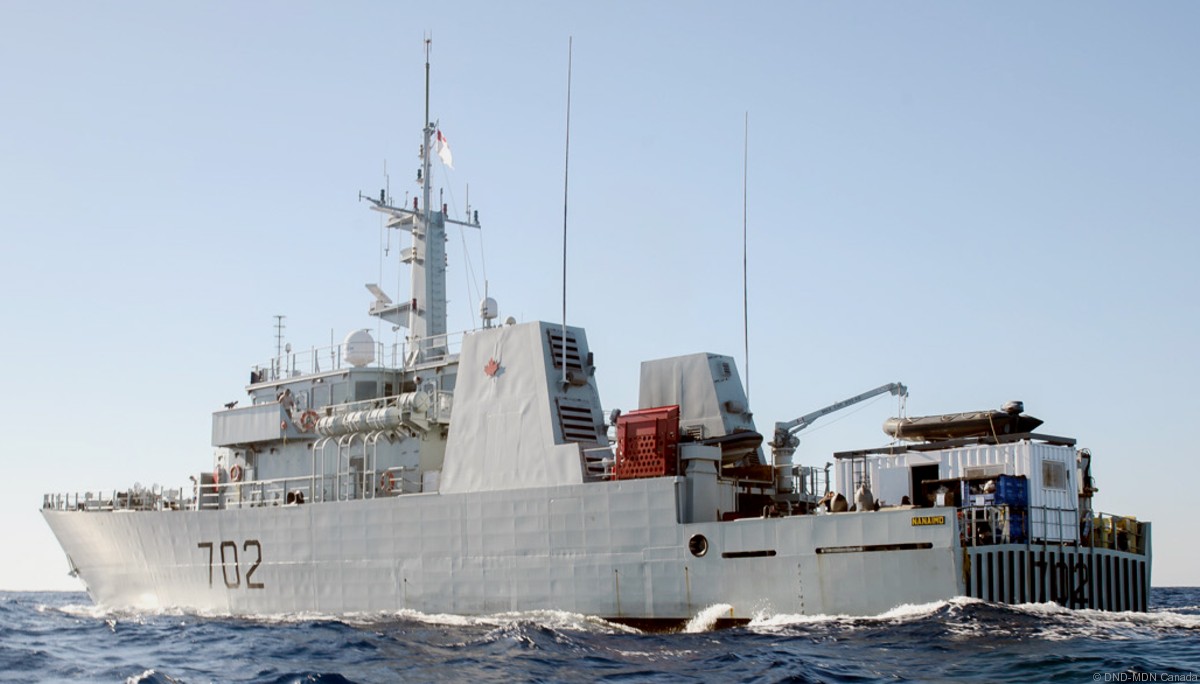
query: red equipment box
614 405 680 480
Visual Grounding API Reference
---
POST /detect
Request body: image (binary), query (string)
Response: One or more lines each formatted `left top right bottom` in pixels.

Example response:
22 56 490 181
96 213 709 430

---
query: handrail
957 503 1079 547
250 331 467 383
1091 511 1144 555
42 488 188 513
772 464 831 500
42 467 436 513
954 503 1146 555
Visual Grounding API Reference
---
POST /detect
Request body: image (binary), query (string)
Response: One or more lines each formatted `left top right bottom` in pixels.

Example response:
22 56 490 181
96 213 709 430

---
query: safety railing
785 464 832 500
957 504 1081 547
43 467 435 513
202 475 320 510
957 505 1147 556
409 332 464 366
1090 512 1145 555
43 488 188 513
959 505 1027 546
376 466 422 496
251 331 466 383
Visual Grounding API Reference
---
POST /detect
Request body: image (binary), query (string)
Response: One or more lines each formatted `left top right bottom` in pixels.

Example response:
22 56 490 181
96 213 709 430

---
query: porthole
688 534 709 558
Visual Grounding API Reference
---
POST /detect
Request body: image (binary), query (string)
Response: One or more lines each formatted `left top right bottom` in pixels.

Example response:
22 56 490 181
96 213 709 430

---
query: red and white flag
436 129 453 169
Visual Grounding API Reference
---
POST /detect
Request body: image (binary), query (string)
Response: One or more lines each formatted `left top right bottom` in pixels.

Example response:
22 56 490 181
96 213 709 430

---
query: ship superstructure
41 50 1151 624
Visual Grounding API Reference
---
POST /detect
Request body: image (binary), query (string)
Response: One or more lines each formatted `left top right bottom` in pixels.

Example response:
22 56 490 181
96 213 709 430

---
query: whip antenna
560 37 573 383
742 112 750 402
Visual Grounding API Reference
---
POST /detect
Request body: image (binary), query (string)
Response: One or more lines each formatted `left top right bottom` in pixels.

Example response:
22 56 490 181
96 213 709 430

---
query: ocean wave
4 589 1198 683
1156 604 1200 614
682 603 733 632
48 600 640 636
376 607 641 635
745 594 1200 645
1007 600 1200 634
126 669 184 684
34 592 1200 641
747 595 984 629
51 602 195 621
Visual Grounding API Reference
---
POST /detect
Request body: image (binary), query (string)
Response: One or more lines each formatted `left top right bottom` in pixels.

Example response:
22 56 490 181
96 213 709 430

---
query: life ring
380 471 395 493
212 467 222 486
299 410 320 432
230 464 243 482
280 420 288 431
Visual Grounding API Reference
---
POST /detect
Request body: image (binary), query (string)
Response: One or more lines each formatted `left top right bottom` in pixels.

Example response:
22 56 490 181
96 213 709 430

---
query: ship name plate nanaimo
910 515 946 526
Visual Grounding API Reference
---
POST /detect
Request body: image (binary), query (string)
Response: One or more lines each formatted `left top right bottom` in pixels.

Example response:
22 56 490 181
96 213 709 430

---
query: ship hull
963 543 1151 611
43 477 965 621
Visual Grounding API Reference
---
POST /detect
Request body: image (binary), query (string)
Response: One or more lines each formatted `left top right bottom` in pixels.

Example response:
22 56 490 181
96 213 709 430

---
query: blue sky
1 1 1196 590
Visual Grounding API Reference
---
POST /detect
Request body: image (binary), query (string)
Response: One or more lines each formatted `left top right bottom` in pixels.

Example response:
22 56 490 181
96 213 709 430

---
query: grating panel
613 405 680 480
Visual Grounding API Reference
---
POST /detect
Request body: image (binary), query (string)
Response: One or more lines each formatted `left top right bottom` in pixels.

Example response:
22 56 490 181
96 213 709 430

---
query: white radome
480 297 498 322
342 329 375 367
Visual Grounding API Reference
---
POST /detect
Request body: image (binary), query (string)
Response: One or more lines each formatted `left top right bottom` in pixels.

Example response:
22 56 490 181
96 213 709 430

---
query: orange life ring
299 410 320 432
212 467 222 487
380 471 395 493
230 464 243 482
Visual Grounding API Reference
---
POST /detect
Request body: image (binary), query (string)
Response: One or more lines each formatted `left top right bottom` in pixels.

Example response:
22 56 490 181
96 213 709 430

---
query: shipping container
835 438 1078 542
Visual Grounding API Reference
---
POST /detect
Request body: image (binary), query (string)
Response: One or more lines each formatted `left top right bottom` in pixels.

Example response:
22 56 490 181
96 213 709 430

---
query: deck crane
770 382 908 464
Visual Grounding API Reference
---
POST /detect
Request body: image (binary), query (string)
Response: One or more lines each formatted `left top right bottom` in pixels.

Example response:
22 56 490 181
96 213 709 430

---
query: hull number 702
197 540 264 589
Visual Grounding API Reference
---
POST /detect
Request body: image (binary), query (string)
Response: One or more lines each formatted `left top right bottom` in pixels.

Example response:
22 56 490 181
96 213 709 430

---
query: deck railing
252 332 465 382
956 504 1146 555
1091 511 1145 555
43 488 189 513
42 466 430 514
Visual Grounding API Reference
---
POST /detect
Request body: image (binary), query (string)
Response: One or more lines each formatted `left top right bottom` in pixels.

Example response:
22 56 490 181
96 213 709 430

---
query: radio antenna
742 112 750 402
560 37 573 384
273 314 286 380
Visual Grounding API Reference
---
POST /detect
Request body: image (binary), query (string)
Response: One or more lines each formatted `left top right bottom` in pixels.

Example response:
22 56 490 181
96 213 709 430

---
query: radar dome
343 329 376 368
480 297 498 321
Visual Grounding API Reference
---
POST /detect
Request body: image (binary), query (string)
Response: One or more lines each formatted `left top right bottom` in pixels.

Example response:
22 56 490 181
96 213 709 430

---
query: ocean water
1 589 1197 683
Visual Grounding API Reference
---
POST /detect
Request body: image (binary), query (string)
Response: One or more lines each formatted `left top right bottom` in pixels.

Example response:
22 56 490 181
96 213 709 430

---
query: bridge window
1042 460 1067 490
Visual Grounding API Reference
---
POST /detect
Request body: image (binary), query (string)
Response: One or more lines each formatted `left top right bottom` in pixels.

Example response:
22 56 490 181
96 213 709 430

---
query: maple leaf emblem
484 357 500 377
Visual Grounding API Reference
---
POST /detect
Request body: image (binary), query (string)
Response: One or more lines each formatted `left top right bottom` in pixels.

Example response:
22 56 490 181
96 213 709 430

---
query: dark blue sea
2 589 1197 683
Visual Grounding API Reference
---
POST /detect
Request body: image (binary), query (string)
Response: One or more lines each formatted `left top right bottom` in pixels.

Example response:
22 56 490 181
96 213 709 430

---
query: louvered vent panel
547 329 585 371
557 399 600 443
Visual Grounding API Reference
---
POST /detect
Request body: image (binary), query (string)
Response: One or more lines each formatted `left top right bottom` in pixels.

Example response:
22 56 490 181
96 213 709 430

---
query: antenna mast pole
408 35 434 361
742 112 750 403
560 37 573 384
273 314 286 380
423 37 432 223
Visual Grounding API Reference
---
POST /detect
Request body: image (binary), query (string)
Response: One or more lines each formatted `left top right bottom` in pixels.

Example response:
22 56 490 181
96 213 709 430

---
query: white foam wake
49 600 636 633
683 603 733 633
1007 600 1200 633
49 594 1200 637
379 607 641 634
749 596 983 629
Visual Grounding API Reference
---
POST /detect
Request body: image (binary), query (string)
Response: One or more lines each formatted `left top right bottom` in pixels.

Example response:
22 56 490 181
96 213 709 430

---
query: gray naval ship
42 52 1151 627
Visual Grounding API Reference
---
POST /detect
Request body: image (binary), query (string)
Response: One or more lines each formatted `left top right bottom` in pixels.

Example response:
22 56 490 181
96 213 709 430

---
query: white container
841 439 1079 542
